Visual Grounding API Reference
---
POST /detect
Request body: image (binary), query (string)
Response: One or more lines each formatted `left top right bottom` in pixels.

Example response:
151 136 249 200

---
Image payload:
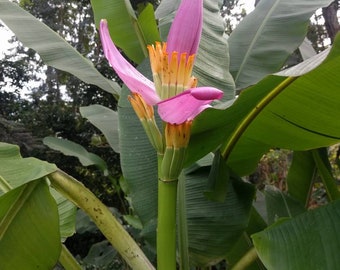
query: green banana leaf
0 143 57 189
186 33 333 168
80 105 120 153
187 34 340 175
137 3 161 51
0 179 61 270
50 188 77 241
312 148 340 200
154 0 180 23
286 151 316 206
43 136 108 175
0 142 21 159
252 200 340 270
226 208 267 270
299 38 317 61
228 0 333 90
91 0 160 64
285 148 340 208
119 83 158 226
195 0 235 99
263 186 306 225
0 0 120 96
0 142 76 252
185 166 255 266
227 36 340 175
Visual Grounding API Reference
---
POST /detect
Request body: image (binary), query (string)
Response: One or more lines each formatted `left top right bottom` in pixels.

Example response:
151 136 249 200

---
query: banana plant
1 0 340 269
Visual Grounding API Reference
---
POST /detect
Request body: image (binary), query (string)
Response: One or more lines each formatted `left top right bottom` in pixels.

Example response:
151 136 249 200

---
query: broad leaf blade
0 143 57 189
228 38 340 175
0 143 21 159
137 3 161 47
286 151 316 206
186 167 255 266
50 188 77 241
299 38 317 60
252 200 340 270
43 136 108 174
0 0 120 95
226 208 267 270
264 186 305 224
186 76 283 168
118 84 158 226
80 105 120 153
229 0 333 89
0 142 76 242
91 0 159 63
0 180 61 269
188 35 340 175
155 0 180 22
194 0 235 100
312 148 340 200
91 0 142 61
204 151 229 202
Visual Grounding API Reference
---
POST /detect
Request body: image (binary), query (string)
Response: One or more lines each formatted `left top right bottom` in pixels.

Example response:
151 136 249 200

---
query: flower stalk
156 122 191 269
157 175 178 270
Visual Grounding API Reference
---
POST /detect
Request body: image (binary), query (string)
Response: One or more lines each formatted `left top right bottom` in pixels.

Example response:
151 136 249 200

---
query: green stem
59 244 82 270
49 170 155 270
177 173 190 270
231 247 258 270
157 179 178 270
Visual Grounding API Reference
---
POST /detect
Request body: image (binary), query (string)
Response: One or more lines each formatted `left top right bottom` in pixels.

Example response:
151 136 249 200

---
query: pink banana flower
99 0 223 124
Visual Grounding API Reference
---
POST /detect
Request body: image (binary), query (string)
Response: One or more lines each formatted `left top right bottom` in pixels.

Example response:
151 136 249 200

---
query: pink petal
157 87 223 124
99 20 160 105
166 0 203 56
190 87 224 100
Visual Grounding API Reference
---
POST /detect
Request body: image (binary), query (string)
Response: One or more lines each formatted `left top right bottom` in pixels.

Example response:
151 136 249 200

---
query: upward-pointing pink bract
99 0 223 124
166 0 203 56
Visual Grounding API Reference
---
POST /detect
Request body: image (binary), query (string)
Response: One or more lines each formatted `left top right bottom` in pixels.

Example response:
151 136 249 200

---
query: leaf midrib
0 181 40 241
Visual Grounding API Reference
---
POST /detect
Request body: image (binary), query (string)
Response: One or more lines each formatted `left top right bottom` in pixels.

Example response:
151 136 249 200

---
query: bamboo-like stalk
59 244 82 270
177 173 190 270
49 170 155 270
231 247 258 270
157 179 178 270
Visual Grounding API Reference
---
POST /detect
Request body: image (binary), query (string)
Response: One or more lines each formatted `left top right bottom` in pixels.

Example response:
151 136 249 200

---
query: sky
239 0 256 12
0 23 14 56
